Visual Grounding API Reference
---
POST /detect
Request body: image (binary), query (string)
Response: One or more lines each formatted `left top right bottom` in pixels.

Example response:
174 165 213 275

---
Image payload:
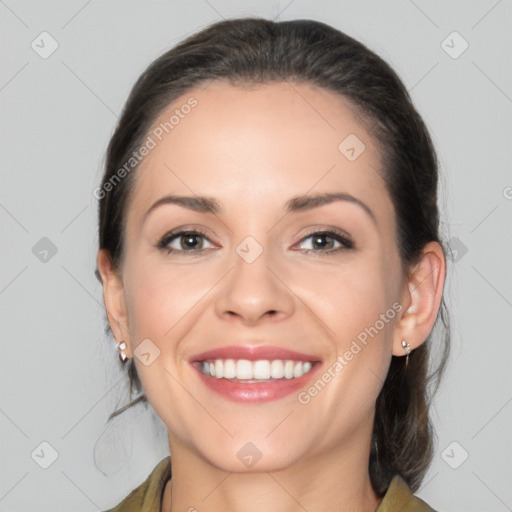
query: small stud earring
116 341 128 363
401 340 411 367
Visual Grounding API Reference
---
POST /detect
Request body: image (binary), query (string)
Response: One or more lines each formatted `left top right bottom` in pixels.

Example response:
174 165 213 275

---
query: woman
96 16 449 512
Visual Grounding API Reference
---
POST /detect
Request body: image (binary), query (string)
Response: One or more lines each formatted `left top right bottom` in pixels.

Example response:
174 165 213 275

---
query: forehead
128 80 391 225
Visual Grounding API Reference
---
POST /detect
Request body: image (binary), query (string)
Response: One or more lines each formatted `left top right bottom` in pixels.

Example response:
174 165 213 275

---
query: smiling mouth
195 358 315 381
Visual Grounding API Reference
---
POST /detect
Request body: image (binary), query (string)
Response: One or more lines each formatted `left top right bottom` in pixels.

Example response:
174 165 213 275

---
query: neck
161 434 382 512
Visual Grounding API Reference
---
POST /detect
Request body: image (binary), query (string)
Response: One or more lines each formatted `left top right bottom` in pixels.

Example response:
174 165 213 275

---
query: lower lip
192 362 321 403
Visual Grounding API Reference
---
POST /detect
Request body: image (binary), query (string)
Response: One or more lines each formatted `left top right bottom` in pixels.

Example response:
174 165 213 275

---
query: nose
214 244 295 326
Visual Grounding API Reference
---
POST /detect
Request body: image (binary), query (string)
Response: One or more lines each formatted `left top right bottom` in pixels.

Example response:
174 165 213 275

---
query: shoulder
376 475 438 512
103 456 172 512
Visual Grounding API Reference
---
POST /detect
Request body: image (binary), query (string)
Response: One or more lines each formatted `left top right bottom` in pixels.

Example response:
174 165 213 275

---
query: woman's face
115 81 407 471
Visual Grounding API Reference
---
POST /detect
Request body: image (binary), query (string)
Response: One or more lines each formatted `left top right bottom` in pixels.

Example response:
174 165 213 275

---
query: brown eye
157 230 215 255
296 229 354 255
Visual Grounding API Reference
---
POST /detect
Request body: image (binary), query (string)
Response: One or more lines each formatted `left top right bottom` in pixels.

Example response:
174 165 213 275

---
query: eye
157 229 216 255
296 229 354 255
156 227 355 256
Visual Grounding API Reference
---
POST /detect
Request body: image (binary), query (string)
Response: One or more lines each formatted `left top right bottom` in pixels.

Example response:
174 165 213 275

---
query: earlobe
96 249 131 354
392 241 446 357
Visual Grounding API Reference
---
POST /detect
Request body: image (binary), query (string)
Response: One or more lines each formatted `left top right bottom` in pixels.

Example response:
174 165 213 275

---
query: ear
96 249 132 357
392 241 446 357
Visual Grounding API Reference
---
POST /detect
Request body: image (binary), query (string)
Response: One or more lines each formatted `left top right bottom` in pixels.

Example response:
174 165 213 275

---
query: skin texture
97 81 446 512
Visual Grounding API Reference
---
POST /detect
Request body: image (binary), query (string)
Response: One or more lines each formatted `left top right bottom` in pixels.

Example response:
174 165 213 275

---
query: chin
209 453 299 474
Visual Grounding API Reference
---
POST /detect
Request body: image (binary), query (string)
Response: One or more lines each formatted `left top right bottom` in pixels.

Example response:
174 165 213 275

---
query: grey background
1 1 511 511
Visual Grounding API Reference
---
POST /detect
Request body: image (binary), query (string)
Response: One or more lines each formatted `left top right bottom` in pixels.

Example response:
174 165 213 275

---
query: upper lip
191 344 321 362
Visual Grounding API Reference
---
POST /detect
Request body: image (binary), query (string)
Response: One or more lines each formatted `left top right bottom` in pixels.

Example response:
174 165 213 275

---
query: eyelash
156 228 355 256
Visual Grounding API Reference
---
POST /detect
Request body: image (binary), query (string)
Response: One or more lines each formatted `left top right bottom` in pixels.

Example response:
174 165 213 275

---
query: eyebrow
144 192 377 225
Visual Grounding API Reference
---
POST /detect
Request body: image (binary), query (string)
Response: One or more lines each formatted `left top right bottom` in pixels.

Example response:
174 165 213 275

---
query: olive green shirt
104 456 436 512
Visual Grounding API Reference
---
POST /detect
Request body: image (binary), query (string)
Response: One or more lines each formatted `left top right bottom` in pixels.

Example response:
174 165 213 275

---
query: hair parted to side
95 17 450 495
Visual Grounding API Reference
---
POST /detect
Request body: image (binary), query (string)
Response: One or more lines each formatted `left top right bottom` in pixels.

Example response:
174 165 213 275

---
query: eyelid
156 226 217 252
293 227 355 252
156 224 214 242
294 225 354 244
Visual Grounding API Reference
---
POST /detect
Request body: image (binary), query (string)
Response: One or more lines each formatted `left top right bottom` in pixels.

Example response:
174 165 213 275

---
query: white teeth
214 359 223 379
284 360 295 379
270 360 284 379
223 359 236 378
253 360 271 379
236 359 253 379
199 358 314 380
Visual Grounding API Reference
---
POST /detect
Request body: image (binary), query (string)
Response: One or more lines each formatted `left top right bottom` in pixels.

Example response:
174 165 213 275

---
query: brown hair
95 17 450 495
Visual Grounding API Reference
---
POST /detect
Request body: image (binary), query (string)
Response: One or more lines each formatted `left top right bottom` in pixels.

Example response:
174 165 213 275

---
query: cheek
123 257 212 338
293 256 396 385
296 257 392 330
